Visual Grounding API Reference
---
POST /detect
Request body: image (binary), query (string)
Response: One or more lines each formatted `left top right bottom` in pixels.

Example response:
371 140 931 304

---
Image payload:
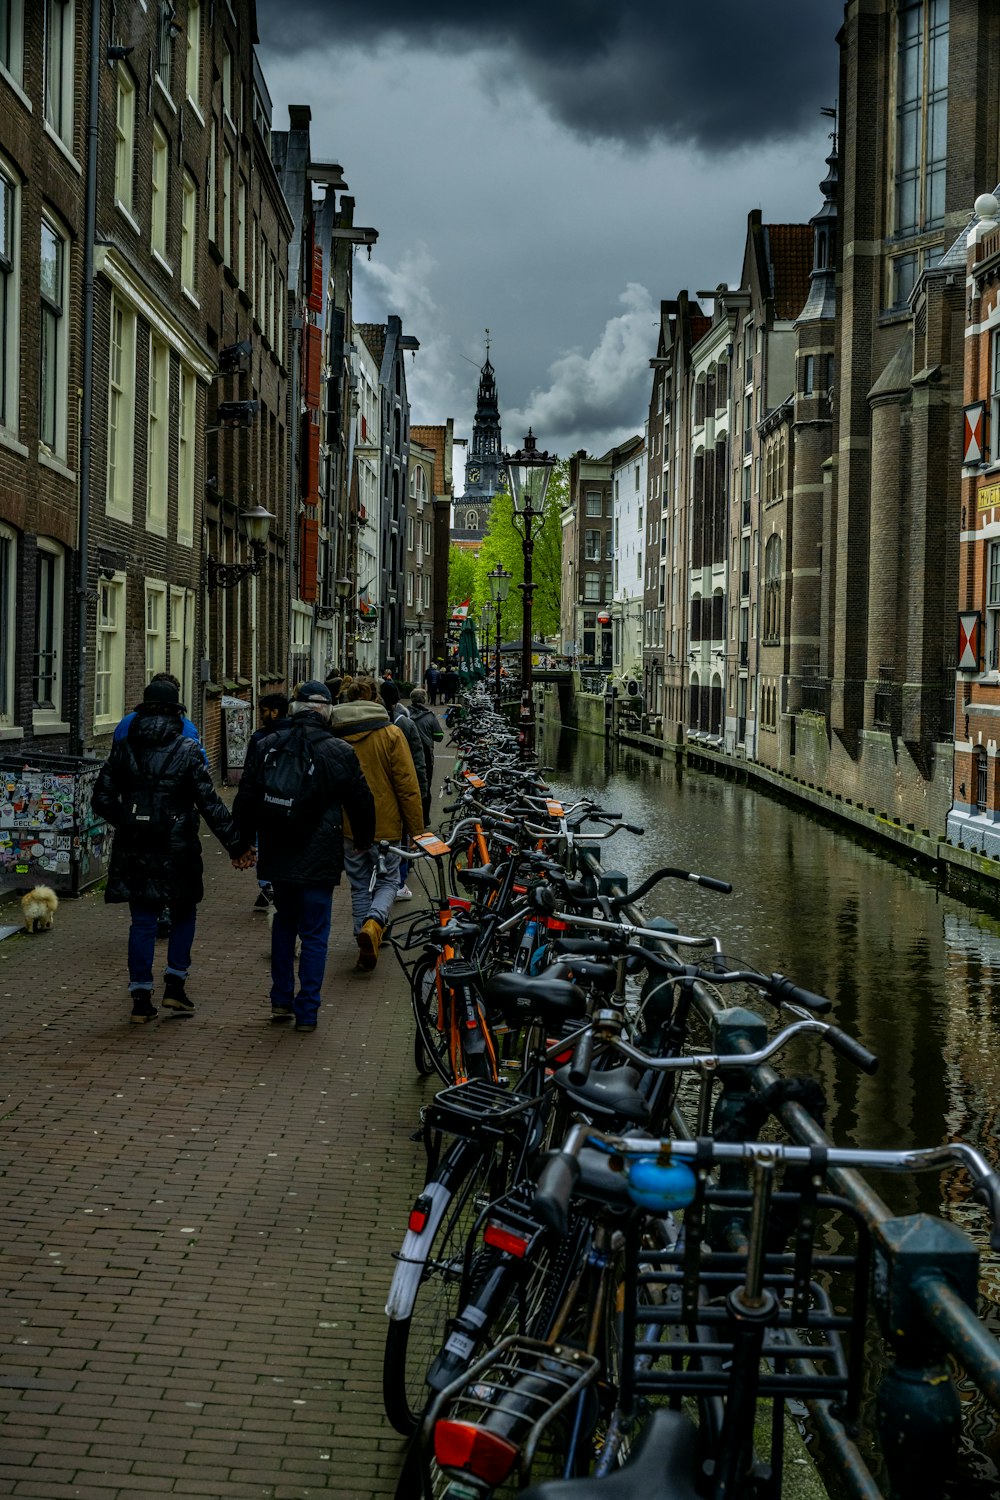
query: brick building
411 421 457 666
562 449 615 670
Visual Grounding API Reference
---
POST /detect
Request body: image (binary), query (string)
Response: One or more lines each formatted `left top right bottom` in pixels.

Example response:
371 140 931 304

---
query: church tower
453 336 504 548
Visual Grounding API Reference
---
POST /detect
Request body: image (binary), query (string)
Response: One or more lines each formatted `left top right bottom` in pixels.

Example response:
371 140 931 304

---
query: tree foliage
471 459 568 645
447 545 478 609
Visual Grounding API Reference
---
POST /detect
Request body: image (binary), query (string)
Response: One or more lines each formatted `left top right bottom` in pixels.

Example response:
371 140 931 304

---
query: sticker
415 833 450 858
463 772 486 788
545 800 565 817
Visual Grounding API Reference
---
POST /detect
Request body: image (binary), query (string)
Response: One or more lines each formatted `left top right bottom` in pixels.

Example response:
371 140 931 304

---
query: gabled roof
765 224 814 319
411 424 452 495
355 322 386 369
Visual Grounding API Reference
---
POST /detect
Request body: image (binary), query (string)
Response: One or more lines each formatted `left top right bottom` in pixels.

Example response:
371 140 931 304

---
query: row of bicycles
378 688 1000 1500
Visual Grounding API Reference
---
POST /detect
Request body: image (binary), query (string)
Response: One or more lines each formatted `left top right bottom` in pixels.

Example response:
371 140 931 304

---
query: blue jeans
269 881 334 1024
128 900 197 993
341 848 401 934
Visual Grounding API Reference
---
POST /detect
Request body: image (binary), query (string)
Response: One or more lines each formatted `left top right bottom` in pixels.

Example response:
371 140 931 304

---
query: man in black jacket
234 681 375 1032
93 679 253 1024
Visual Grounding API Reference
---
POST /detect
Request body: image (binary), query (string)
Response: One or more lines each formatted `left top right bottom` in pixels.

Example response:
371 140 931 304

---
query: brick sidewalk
0 841 435 1498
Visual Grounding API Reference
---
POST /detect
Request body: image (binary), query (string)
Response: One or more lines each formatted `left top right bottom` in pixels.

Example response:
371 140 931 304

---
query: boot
130 989 158 1024
162 974 194 1015
356 918 383 972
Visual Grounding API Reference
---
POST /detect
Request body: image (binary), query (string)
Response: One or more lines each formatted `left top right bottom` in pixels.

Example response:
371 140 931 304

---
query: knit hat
379 680 401 708
293 680 333 704
143 679 180 707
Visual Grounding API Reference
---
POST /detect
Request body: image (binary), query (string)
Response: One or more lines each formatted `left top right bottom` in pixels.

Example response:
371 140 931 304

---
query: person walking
248 693 290 912
407 686 443 824
423 660 441 706
442 662 460 703
93 678 254 1024
330 679 425 971
234 681 375 1033
378 679 429 900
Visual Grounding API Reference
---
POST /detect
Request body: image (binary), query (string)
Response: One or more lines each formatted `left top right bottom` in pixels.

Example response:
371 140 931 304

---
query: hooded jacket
383 701 429 804
94 710 244 905
233 711 375 885
407 700 443 788
329 702 425 843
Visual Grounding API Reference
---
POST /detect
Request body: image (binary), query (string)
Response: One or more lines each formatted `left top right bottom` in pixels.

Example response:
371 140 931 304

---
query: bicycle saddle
552 959 618 993
552 1062 651 1126
457 866 502 893
484 972 586 1026
519 1409 701 1500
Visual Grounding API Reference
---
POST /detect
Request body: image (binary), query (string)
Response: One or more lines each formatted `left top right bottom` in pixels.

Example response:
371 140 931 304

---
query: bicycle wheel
383 1143 503 1436
412 956 453 1084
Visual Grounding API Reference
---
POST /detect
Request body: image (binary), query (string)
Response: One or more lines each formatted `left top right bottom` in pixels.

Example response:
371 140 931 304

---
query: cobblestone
0 836 436 1497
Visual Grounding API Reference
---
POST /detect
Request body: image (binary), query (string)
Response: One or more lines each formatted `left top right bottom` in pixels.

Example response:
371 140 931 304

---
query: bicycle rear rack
423 1080 540 1141
422 1334 602 1489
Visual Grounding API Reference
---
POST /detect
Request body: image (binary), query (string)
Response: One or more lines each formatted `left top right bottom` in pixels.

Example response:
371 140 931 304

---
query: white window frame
39 213 68 458
147 334 170 535
406 571 413 607
221 43 232 122
185 0 201 106
0 521 15 726
181 171 197 295
0 154 20 437
114 66 135 217
107 294 136 519
43 0 74 148
145 579 167 679
169 585 195 706
151 122 169 262
177 365 195 545
155 0 174 96
94 573 127 730
237 176 246 287
585 491 602 517
32 537 64 724
0 0 25 89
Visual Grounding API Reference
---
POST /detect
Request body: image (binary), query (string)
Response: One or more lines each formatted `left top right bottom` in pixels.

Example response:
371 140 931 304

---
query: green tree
447 545 479 611
473 459 568 646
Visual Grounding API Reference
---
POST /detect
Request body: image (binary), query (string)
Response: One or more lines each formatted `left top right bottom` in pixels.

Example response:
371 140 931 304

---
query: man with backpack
234 681 375 1032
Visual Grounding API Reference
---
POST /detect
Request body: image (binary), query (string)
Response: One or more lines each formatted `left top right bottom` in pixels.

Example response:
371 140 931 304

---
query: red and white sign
597 611 611 625
958 611 981 672
964 403 986 466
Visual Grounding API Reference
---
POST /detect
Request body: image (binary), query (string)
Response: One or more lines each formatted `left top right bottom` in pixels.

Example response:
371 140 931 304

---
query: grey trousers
342 847 401 934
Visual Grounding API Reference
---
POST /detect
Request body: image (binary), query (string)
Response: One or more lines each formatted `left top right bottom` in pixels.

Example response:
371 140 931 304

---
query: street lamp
486 563 512 700
480 601 494 685
205 504 275 592
500 431 555 757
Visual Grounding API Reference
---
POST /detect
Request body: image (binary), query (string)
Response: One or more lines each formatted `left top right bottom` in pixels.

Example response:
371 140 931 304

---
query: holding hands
231 847 257 871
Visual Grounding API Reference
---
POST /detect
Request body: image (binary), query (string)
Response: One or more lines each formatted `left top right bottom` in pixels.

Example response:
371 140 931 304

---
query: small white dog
21 884 58 933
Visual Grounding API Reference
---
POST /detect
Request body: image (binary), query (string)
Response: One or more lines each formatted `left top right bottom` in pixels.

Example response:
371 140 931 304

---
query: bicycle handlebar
608 865 733 911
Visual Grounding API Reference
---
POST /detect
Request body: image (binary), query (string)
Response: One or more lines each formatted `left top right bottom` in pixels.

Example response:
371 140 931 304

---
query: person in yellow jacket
329 678 425 970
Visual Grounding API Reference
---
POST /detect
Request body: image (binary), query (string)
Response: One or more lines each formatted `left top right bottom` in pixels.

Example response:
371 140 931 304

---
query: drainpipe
74 0 101 756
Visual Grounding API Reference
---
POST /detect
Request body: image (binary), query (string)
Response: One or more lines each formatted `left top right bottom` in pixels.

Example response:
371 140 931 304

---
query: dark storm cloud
255 0 840 151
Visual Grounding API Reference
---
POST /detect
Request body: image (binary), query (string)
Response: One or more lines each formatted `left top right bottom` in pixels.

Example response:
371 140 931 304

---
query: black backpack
259 726 320 822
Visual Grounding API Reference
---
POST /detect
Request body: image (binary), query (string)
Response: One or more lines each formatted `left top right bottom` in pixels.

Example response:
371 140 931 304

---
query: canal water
541 723 1000 1493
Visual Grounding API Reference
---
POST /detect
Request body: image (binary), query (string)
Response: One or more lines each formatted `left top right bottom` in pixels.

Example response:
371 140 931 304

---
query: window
584 572 600 602
585 491 602 517
0 159 18 433
33 541 63 716
185 0 201 103
147 336 169 533
894 0 949 237
181 172 197 293
406 515 414 551
222 147 232 265
406 572 413 606
890 251 919 309
145 581 167 678
802 355 814 395
44 0 73 146
169 587 195 705
634 463 640 491
114 67 135 215
605 531 614 559
584 529 601 561
177 365 195 544
39 216 67 455
989 330 1000 463
107 296 135 516
988 540 1000 671
0 522 14 724
221 43 233 120
975 747 989 813
156 0 174 93
94 575 126 728
0 1 24 85
151 123 169 260
763 535 782 643
277 272 285 363
207 127 216 243
237 178 246 287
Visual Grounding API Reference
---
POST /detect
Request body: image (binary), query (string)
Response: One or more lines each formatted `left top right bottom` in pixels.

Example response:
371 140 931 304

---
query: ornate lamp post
480 601 494 684
500 431 555 757
486 563 512 700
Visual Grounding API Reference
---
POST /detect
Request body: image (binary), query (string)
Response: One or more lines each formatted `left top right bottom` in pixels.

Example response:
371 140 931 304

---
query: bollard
872 1214 979 1499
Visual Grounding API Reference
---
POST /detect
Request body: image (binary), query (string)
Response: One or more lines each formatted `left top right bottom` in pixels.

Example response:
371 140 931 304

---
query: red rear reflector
513 884 527 895
483 1221 530 1258
544 917 568 932
409 1208 429 1232
434 1420 519 1484
448 898 472 912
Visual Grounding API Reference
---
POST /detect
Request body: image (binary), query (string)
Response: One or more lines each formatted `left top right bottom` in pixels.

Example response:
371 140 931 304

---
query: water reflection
542 723 1000 1491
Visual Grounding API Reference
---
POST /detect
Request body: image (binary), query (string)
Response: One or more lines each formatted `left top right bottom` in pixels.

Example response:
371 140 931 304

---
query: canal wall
538 680 1000 905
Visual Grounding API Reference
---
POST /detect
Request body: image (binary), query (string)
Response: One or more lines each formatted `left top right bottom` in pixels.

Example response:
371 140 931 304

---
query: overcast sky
256 1 842 472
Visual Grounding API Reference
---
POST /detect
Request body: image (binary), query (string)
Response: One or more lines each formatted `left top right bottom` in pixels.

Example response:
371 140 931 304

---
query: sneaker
270 1005 294 1023
394 885 414 902
295 1021 317 1033
162 975 194 1015
356 918 383 972
253 886 274 912
130 990 158 1024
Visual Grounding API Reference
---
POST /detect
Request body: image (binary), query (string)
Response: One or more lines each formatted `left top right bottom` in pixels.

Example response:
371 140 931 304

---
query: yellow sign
977 483 1000 511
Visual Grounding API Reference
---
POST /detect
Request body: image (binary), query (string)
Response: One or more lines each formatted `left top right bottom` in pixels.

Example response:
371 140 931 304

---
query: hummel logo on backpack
260 728 318 821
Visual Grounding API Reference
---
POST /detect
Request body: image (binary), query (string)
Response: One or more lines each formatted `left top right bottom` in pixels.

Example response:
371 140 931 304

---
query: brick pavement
0 841 436 1499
